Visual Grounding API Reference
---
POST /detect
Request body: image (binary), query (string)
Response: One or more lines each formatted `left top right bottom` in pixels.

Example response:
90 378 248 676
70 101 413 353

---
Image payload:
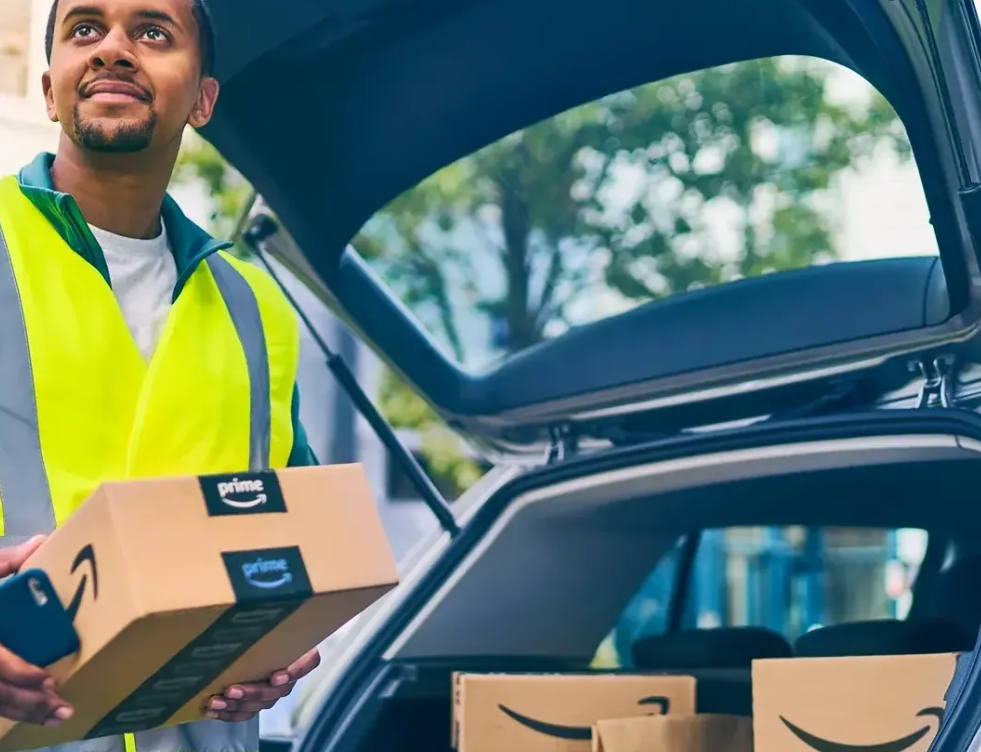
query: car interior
325 430 981 752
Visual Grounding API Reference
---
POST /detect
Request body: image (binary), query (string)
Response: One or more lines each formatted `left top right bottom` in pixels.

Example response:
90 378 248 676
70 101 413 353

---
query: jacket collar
17 152 233 298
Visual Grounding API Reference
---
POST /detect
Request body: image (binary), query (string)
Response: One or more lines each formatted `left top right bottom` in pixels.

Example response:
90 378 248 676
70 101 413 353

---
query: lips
81 79 150 103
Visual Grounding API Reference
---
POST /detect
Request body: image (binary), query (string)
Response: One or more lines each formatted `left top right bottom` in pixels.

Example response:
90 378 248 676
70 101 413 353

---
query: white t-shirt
88 222 178 362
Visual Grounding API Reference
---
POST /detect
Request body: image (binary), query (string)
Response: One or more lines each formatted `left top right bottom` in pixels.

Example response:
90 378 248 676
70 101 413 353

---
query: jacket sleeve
287 382 319 467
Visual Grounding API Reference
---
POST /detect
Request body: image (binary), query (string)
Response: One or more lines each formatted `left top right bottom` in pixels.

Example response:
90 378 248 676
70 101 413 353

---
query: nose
87 26 138 72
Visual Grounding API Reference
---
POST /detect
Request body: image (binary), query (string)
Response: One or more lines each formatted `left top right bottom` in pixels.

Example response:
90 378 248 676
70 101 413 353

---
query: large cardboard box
452 673 697 752
753 653 958 752
0 465 399 752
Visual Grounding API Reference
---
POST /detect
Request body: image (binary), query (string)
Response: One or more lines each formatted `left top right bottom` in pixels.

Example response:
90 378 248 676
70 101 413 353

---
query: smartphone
0 569 80 667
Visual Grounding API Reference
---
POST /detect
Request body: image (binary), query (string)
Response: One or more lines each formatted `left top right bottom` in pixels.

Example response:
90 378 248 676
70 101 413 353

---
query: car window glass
593 526 928 668
356 56 938 372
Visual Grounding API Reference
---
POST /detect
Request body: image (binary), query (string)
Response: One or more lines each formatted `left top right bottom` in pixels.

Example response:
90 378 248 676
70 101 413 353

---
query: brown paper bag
592 714 753 752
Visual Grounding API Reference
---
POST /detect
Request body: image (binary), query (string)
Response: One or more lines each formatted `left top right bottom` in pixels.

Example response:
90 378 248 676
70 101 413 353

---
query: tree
354 56 911 366
172 130 252 242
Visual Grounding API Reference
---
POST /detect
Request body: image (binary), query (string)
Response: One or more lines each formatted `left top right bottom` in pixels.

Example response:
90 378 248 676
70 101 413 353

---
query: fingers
0 682 53 725
205 681 294 720
0 645 50 692
0 683 72 726
0 536 47 578
285 649 321 682
203 650 320 722
0 645 71 726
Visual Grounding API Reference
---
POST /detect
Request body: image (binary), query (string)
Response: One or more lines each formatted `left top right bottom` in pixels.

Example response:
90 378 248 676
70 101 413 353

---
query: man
0 0 321 748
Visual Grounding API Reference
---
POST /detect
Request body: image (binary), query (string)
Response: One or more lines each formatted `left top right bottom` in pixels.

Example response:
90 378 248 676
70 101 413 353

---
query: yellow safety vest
0 175 301 752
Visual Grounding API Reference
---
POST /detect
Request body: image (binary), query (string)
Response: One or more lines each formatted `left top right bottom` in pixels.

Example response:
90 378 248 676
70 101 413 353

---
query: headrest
794 618 972 658
932 558 981 640
632 626 792 670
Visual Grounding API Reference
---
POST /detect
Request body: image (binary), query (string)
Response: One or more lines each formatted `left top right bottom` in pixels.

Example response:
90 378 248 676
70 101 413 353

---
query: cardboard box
592 714 752 752
0 465 399 752
452 673 697 752
753 653 958 752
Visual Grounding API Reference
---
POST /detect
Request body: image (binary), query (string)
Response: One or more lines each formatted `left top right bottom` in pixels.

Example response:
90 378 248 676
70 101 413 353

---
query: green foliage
376 368 485 498
172 130 253 245
357 56 911 362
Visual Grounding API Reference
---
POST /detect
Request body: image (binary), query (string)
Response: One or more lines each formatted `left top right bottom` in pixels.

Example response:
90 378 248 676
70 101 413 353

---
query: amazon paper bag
753 653 958 752
0 465 399 752
452 673 696 752
592 714 752 752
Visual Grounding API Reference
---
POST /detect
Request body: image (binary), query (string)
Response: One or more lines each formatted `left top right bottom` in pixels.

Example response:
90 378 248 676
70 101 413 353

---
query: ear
42 71 58 122
187 76 220 129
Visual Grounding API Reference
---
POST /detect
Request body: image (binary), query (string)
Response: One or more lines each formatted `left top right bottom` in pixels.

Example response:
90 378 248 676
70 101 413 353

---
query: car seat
631 626 792 716
794 618 971 657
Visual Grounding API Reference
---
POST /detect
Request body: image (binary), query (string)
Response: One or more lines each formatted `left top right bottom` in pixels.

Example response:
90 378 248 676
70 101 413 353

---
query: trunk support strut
237 207 460 538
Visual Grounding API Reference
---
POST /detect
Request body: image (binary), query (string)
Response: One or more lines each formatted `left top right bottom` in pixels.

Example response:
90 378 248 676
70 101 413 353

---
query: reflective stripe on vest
0 176 300 752
0 221 53 544
205 254 271 474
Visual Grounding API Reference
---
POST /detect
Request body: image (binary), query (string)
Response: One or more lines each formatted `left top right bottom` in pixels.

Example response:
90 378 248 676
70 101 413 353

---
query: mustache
79 75 152 103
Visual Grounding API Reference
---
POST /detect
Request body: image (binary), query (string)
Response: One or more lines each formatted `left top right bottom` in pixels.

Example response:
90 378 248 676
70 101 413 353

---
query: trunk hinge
912 355 957 408
546 424 578 464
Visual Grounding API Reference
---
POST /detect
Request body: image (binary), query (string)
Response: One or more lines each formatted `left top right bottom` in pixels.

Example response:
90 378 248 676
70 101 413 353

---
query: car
199 0 981 751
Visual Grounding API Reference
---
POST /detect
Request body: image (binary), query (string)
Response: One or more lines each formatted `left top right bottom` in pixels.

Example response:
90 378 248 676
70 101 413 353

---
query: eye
139 26 170 42
70 23 100 40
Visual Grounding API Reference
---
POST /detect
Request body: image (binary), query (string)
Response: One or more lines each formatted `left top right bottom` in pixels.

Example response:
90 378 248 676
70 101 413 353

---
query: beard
72 106 158 153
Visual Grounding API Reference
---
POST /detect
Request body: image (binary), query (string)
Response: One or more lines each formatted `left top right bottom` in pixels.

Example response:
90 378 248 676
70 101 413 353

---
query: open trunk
297 408 981 752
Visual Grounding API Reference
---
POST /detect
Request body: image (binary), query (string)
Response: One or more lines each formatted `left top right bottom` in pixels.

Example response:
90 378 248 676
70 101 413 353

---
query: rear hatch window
358 56 936 371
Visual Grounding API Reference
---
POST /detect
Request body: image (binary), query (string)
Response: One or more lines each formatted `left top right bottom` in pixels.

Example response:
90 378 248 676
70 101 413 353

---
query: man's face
43 0 219 154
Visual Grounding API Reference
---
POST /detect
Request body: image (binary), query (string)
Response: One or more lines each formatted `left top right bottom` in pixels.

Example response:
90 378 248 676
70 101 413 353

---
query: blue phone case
0 569 80 667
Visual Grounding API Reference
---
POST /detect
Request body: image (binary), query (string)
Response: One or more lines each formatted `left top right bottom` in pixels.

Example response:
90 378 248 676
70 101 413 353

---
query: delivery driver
0 0 322 747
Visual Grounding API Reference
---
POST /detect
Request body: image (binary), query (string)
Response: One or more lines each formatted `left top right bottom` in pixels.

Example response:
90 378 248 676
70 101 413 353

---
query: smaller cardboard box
592 714 752 752
753 653 958 752
0 465 399 752
452 673 697 752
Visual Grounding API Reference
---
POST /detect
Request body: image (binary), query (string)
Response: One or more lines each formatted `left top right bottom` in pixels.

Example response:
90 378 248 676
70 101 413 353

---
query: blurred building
0 0 61 176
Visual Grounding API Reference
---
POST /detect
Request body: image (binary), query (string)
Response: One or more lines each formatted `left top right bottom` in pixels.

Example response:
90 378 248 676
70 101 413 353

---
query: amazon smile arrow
779 707 944 752
498 695 673 740
66 544 98 622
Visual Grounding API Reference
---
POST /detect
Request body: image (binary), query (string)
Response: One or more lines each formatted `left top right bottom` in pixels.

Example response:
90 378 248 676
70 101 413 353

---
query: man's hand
0 536 74 726
205 649 321 722
0 538 44 578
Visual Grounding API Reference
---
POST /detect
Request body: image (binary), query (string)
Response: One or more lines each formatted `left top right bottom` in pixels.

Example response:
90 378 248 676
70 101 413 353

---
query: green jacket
15 152 318 467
